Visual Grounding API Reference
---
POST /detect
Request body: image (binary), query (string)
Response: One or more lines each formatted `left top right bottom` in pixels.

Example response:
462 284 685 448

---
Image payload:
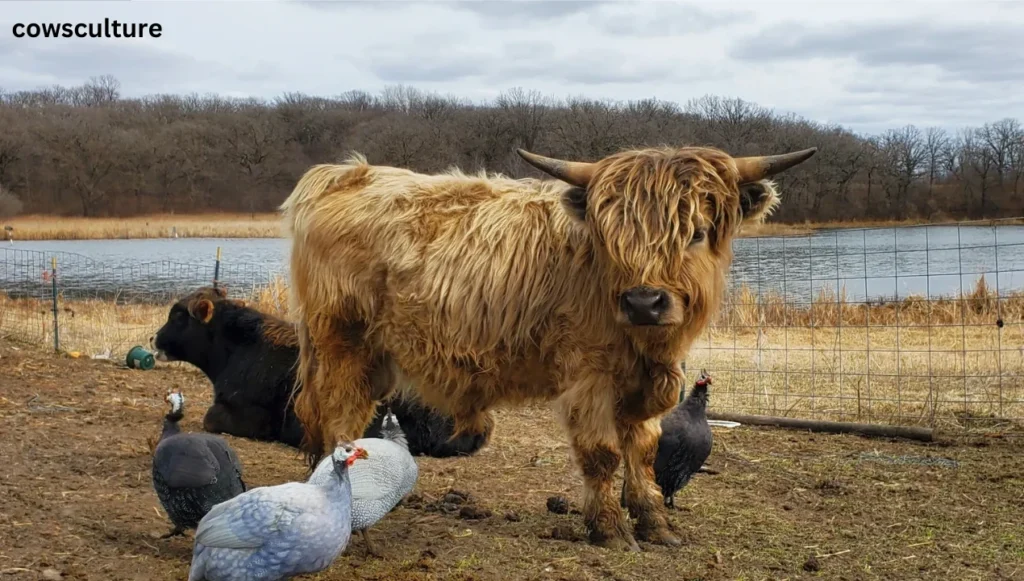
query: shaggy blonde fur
281 145 792 550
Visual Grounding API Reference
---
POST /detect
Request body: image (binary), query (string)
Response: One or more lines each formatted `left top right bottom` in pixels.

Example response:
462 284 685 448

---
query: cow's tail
278 154 370 238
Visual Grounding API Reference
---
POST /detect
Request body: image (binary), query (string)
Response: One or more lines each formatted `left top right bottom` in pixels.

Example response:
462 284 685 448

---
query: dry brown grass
8 213 1020 241
694 277 1024 431
3 341 1021 581
1 276 1021 432
741 216 1024 237
4 213 281 240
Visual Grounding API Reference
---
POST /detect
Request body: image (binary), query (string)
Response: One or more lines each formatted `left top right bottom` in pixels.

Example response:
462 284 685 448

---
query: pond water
3 224 1024 304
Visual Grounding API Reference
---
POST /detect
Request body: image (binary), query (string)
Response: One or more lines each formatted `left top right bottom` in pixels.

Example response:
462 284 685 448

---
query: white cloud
0 0 1021 135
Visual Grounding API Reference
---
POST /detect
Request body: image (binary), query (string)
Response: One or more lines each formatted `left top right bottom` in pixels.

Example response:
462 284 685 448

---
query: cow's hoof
589 531 640 552
639 526 681 547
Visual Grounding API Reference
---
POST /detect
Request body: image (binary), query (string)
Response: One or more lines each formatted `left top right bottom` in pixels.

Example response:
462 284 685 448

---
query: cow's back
283 160 600 350
281 159 611 409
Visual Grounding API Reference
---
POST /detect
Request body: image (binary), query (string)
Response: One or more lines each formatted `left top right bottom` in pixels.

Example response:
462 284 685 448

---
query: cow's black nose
619 287 671 326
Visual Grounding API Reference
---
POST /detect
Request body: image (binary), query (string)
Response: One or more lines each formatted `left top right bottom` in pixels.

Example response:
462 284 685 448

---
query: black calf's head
152 286 244 366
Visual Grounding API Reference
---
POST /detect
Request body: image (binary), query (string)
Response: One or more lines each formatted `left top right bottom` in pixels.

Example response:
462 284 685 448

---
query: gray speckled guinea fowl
152 389 247 538
309 406 419 556
188 441 367 581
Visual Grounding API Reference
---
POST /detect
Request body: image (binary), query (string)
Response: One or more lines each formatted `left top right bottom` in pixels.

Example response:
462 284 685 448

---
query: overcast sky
1 0 1022 135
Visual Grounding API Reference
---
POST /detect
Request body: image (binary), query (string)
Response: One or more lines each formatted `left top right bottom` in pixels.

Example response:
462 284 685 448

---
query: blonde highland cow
280 144 817 550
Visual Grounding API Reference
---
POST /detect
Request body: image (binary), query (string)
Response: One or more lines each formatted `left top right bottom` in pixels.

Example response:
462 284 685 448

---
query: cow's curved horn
516 149 595 188
733 147 818 183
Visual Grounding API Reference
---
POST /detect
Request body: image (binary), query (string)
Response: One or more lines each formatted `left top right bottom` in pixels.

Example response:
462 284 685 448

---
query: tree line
0 75 1022 223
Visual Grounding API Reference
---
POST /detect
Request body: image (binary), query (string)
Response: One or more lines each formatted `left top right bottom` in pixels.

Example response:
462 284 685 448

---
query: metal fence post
50 256 59 352
213 246 222 288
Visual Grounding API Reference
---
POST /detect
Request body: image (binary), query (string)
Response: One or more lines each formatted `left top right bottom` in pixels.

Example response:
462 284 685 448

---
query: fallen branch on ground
706 412 934 442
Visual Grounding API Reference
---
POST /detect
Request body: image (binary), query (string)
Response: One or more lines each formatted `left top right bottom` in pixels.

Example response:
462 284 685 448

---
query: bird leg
160 526 185 539
360 529 383 558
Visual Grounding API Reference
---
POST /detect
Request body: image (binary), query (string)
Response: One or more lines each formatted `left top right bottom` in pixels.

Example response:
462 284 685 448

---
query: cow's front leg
619 417 680 546
557 387 638 552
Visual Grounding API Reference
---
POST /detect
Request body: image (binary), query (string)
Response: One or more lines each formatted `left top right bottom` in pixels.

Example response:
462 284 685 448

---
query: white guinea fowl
309 406 418 556
187 441 367 581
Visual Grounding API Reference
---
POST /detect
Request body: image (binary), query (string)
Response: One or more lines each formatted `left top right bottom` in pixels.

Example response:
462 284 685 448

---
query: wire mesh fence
0 246 284 362
687 217 1024 434
1 217 1022 434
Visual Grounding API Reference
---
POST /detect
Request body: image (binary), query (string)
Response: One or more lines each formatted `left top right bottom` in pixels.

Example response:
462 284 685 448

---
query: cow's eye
689 228 707 246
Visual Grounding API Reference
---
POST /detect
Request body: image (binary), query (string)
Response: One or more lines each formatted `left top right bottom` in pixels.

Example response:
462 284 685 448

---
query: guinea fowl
621 370 713 509
152 389 247 538
309 406 418 557
188 441 368 581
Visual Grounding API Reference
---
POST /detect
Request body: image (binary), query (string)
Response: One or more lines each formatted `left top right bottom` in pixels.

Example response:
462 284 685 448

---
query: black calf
364 396 493 458
152 287 490 457
152 287 305 447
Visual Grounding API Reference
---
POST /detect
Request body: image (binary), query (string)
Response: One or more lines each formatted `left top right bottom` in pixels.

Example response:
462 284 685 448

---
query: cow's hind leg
619 418 680 546
295 314 379 464
558 391 638 552
201 402 235 435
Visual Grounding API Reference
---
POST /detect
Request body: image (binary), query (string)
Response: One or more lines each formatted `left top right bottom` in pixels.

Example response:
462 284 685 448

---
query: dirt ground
1 339 1022 581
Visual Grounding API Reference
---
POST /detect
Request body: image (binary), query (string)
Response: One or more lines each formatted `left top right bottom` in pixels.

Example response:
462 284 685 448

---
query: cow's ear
561 186 588 222
188 299 215 324
738 180 780 224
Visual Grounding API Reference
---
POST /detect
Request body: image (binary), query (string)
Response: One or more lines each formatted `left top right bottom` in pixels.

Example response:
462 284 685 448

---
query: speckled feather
309 412 418 532
188 454 355 581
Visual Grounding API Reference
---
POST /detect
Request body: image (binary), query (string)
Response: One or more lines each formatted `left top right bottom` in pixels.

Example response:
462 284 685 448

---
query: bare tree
979 118 1024 198
38 109 129 216
82 75 121 106
685 95 773 154
360 115 438 171
1 76 1022 221
0 183 23 219
877 125 927 218
0 108 26 189
549 97 630 160
497 87 551 151
220 109 292 214
948 128 997 216
923 127 951 198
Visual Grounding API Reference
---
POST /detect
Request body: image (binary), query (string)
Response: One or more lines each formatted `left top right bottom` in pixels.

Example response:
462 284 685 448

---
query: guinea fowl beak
696 369 712 387
345 447 369 466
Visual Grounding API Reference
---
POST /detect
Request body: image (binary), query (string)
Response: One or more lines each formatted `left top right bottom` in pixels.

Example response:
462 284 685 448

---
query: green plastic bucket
126 346 156 370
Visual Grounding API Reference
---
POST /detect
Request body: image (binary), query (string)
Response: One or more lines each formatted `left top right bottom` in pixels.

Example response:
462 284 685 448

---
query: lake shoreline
6 213 1023 242
5 225 1023 303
